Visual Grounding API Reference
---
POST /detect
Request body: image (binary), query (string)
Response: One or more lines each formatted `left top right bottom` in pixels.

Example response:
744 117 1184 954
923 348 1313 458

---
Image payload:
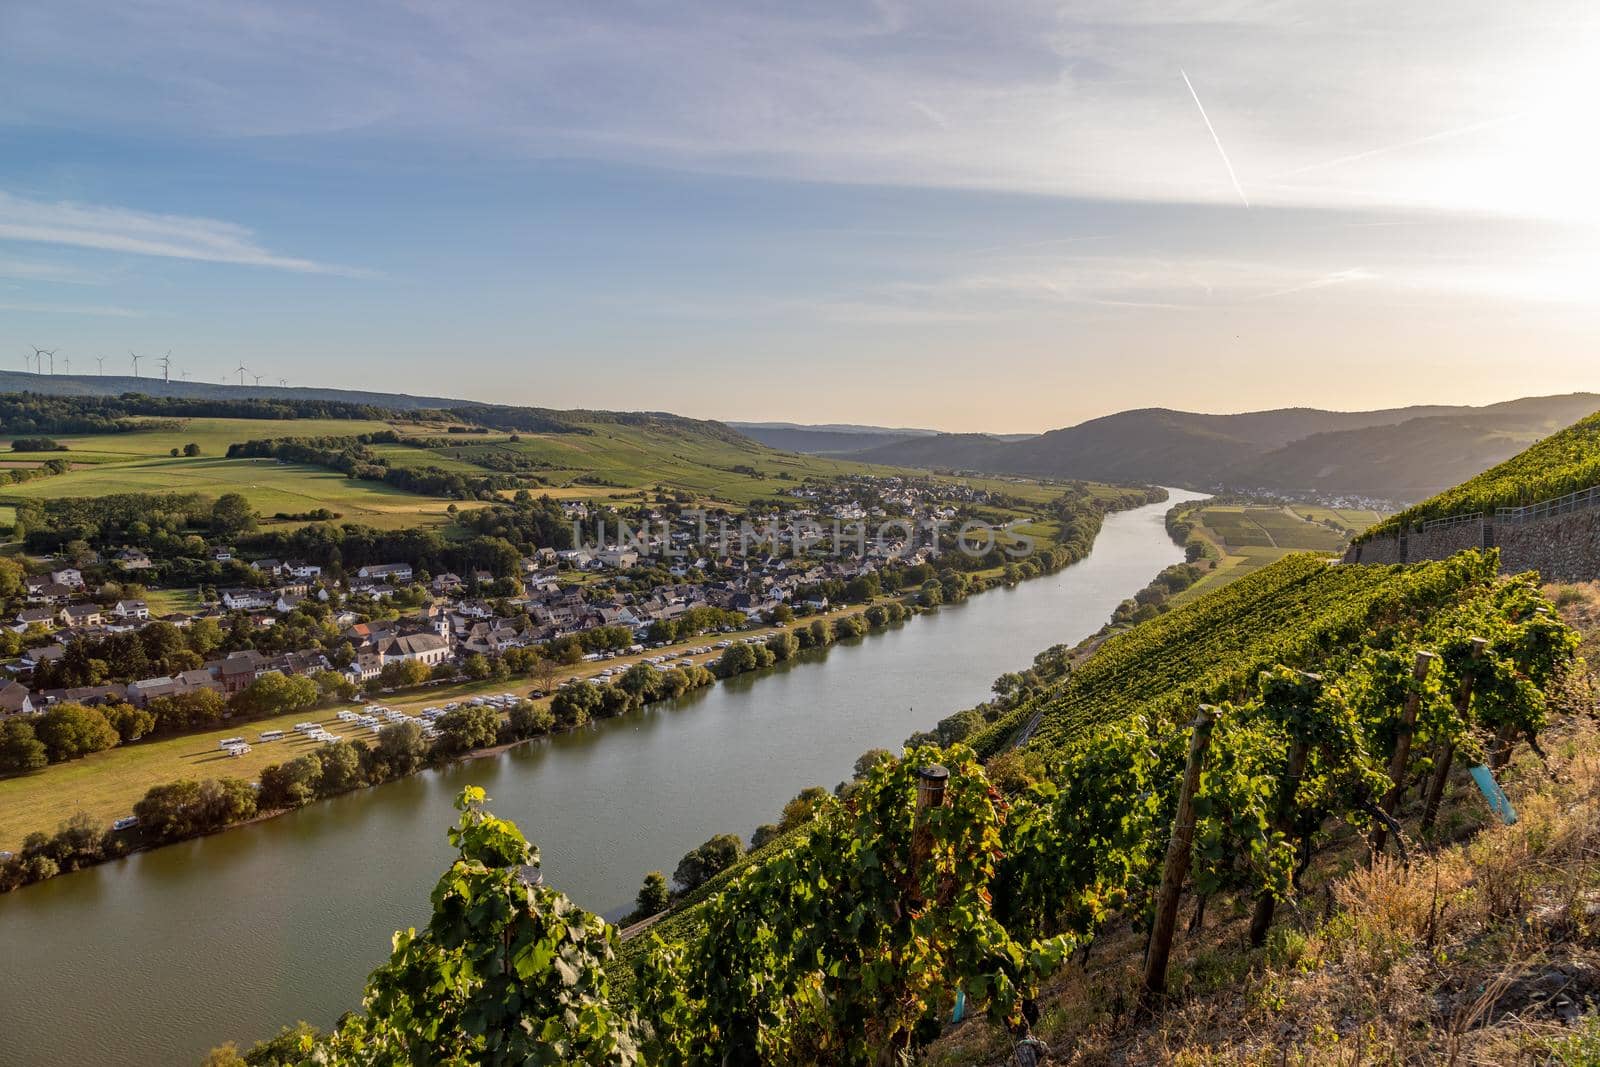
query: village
0 475 1027 720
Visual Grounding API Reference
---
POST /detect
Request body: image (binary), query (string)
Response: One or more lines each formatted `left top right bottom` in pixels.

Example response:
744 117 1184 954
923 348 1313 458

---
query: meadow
1167 502 1378 609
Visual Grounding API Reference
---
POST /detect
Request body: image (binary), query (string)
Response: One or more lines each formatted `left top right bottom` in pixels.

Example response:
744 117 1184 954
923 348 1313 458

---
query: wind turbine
61 355 70 375
160 351 172 383
130 351 144 377
234 364 248 386
96 355 106 376
279 378 288 387
32 346 54 374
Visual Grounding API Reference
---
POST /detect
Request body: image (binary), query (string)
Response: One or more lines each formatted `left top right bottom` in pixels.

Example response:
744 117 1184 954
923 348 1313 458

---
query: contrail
1181 69 1250 208
1268 112 1527 180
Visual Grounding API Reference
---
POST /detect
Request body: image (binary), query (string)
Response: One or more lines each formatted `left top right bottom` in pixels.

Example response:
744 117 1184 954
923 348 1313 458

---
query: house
11 607 56 633
113 600 150 622
375 632 451 668
210 547 234 563
36 684 129 708
58 604 104 628
0 681 34 718
431 572 464 595
275 593 307 614
21 644 64 670
50 568 85 589
207 650 269 694
342 652 383 683
356 562 413 583
115 547 154 571
24 578 75 604
596 548 640 570
221 588 271 611
283 560 322 580
250 558 284 575
126 670 221 706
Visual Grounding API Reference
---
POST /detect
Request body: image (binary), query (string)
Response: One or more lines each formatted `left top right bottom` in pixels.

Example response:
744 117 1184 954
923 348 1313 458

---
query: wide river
0 490 1204 1065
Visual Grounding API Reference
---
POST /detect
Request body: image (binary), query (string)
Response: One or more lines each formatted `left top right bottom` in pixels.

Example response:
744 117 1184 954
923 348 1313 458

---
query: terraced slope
970 550 1499 758
1359 408 1600 540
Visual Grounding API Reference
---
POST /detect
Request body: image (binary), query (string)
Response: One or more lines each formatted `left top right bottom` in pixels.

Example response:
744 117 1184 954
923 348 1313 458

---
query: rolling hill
853 394 1600 502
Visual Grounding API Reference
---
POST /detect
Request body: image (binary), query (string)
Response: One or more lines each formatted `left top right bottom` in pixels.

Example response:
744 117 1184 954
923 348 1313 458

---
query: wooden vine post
1420 637 1486 833
1370 650 1437 858
1141 705 1220 1005
1249 671 1320 949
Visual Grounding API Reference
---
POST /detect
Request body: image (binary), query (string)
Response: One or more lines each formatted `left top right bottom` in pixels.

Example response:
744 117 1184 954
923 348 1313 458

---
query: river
0 490 1205 1065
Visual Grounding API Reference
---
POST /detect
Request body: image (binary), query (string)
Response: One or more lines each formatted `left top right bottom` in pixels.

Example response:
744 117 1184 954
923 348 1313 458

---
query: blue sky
2 1 1598 431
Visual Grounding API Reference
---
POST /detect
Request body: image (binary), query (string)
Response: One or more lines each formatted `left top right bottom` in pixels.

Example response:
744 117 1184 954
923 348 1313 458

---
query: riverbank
0 491 1204 1067
1 488 1167 867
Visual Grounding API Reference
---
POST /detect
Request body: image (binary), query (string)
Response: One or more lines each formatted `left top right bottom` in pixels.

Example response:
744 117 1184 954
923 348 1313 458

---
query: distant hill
0 370 753 445
852 394 1600 502
730 422 1035 455
0 370 461 411
730 423 930 455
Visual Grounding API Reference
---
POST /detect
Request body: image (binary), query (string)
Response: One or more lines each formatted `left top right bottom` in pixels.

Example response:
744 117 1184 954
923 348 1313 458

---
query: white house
221 588 271 611
357 563 414 583
375 632 451 668
50 568 85 589
113 600 150 621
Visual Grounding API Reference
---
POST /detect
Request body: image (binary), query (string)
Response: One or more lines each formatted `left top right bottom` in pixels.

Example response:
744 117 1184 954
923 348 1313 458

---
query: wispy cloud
0 300 147 317
6 1 1597 221
0 191 362 275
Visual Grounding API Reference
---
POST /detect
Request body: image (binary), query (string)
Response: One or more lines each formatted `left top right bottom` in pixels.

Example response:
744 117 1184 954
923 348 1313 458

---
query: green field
0 417 480 529
1 413 1102 524
1165 502 1379 610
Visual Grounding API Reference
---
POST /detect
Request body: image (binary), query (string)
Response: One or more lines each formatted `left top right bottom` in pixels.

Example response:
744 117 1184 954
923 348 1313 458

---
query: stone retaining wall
1345 509 1600 581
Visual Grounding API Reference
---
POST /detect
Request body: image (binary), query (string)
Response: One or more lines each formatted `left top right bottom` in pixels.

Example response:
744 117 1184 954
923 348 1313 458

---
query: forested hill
0 373 753 444
0 370 460 411
852 393 1600 502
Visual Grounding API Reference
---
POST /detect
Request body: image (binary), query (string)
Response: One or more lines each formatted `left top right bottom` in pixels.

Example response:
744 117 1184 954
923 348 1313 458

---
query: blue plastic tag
1469 765 1517 825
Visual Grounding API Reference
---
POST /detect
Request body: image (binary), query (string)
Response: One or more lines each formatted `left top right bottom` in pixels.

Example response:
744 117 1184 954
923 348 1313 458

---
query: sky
1 1 1597 433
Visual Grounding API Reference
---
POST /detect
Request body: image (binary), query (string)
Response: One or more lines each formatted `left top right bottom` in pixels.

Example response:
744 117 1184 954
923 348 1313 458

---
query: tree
183 442 201 457
199 1043 246 1067
102 702 156 743
315 741 365 794
210 492 256 534
230 671 318 719
134 779 205 841
853 748 894 780
551 681 602 728
313 669 358 703
259 756 323 809
672 832 744 893
0 718 48 773
33 703 119 762
462 652 491 680
750 823 782 850
375 720 430 777
779 786 830 831
378 659 430 689
435 705 499 755
0 557 25 599
631 871 671 921
765 630 800 662
147 689 227 734
507 700 554 740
